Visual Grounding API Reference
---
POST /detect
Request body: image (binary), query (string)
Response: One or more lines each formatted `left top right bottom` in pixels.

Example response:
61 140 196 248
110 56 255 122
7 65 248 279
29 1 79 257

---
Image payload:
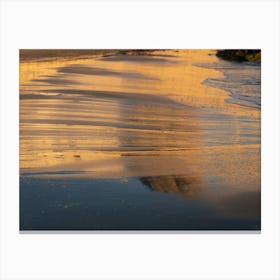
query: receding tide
20 49 261 230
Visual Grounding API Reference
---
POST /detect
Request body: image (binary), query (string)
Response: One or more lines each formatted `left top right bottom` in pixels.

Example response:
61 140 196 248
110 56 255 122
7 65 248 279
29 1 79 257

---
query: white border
1 1 279 279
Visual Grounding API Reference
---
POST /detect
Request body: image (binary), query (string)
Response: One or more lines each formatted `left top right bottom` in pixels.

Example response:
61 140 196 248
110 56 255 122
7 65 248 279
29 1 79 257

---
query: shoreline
20 49 119 62
19 49 169 62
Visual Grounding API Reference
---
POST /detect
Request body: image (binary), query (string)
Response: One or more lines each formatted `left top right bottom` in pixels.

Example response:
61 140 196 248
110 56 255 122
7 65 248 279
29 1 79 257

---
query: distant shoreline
20 49 119 62
20 49 262 63
19 49 167 62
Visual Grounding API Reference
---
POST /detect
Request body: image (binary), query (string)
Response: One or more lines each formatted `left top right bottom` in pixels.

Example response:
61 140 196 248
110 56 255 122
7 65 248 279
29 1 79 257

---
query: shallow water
20 50 261 230
20 177 260 230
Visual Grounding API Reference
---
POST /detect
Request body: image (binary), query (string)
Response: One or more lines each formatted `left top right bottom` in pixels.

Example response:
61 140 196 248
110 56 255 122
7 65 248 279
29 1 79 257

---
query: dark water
20 176 260 230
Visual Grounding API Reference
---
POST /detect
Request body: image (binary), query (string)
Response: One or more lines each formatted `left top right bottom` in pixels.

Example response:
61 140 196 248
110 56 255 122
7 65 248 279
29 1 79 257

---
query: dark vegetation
216 49 261 62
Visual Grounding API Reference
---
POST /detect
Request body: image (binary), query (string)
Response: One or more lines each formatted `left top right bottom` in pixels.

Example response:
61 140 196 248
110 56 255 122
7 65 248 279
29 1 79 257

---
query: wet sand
20 50 261 230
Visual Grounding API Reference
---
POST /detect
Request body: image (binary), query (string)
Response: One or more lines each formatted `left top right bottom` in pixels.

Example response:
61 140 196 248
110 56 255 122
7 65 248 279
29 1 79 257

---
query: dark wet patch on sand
57 64 158 80
32 75 80 86
100 55 177 64
28 88 185 106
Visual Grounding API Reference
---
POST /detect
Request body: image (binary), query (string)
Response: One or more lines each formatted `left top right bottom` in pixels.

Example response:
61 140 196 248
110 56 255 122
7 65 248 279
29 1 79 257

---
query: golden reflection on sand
20 50 260 200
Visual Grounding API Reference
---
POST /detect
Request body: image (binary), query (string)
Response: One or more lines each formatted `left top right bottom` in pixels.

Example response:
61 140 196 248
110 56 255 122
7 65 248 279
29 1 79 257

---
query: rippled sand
20 49 261 230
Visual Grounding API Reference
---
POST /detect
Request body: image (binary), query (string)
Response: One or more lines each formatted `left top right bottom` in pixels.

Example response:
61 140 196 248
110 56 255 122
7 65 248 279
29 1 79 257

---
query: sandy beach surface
20 50 261 230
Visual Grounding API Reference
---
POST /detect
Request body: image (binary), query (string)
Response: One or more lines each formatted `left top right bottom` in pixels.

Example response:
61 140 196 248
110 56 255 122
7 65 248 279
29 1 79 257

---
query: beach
20 49 261 230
